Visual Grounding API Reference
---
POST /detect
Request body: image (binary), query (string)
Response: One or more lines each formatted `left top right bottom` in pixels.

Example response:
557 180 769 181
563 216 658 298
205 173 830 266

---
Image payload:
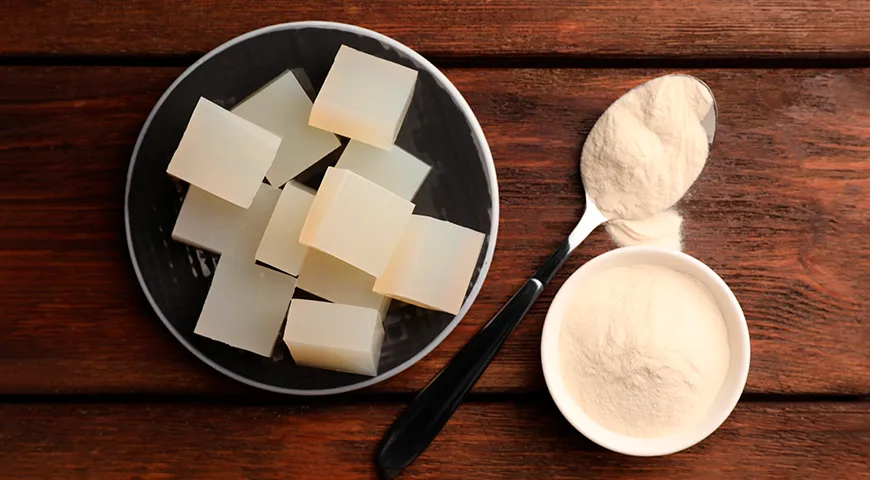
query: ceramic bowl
540 246 750 455
125 22 498 395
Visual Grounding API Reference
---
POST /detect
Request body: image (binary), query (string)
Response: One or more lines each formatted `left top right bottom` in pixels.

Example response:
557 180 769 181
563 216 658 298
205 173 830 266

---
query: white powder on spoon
558 264 730 438
581 75 714 249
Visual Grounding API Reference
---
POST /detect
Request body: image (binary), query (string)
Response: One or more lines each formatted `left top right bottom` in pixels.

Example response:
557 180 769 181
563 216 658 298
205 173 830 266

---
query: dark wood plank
1 67 869 395
4 1 870 58
0 401 866 479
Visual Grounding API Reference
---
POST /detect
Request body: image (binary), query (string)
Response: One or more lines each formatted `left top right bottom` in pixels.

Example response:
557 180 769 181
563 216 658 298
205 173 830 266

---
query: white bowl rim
124 21 499 396
540 246 750 456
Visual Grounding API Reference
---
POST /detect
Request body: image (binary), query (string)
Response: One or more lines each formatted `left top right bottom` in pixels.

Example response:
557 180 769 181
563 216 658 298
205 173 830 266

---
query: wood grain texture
1 67 869 395
0 401 866 479
3 1 870 58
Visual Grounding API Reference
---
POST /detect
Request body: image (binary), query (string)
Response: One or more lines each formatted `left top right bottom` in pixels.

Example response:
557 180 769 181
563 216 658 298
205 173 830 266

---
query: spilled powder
606 209 683 250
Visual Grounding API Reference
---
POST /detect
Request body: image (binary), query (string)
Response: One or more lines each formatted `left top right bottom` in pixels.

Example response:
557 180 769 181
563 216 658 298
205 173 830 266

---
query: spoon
375 75 717 479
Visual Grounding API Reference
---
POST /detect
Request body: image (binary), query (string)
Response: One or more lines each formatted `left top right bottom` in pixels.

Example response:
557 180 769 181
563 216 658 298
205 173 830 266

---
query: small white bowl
541 246 750 456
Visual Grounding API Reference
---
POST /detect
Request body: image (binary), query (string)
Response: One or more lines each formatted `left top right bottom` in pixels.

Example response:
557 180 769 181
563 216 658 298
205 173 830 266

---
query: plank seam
7 54 870 69
0 393 865 406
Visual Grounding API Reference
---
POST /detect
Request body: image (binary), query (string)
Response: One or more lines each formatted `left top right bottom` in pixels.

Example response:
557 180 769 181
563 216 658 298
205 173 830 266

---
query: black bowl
125 22 498 395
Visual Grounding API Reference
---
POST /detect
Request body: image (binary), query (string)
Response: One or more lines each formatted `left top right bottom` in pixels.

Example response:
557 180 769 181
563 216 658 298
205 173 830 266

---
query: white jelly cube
255 182 315 276
194 256 297 357
284 299 384 376
299 167 413 277
171 185 241 255
309 45 418 150
167 97 281 208
374 215 485 315
297 249 390 314
233 71 341 187
335 140 431 200
172 183 280 262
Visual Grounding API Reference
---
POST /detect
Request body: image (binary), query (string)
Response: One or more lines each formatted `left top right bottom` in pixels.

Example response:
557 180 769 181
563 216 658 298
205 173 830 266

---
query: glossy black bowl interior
125 23 496 394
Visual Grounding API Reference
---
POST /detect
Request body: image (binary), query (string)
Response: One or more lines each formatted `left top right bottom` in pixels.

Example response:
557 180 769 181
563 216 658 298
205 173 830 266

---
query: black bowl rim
124 21 500 395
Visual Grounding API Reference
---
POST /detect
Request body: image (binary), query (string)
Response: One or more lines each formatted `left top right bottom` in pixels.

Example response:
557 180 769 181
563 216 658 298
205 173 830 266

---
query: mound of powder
581 75 714 249
558 264 730 438
606 209 683 250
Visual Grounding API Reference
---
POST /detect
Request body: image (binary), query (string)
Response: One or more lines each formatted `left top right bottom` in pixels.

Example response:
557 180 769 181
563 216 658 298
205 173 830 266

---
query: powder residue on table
558 264 730 438
605 209 683 251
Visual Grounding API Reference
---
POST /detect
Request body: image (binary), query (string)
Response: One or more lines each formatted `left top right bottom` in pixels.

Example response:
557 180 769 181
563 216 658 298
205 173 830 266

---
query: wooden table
2 2 869 478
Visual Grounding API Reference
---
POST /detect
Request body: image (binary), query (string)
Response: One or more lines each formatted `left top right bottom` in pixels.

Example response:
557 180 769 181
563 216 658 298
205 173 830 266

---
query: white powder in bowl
558 264 730 438
581 75 714 249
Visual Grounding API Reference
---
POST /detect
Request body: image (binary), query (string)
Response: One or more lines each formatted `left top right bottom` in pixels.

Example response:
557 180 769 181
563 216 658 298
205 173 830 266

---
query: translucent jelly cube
283 299 384 376
167 97 281 207
172 183 280 262
296 249 390 314
194 256 297 357
255 182 315 276
335 140 431 200
233 71 341 187
299 167 413 277
309 45 418 150
374 215 485 315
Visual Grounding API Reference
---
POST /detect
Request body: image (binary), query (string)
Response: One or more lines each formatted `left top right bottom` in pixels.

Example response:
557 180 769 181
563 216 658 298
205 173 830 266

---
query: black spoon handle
374 238 573 479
